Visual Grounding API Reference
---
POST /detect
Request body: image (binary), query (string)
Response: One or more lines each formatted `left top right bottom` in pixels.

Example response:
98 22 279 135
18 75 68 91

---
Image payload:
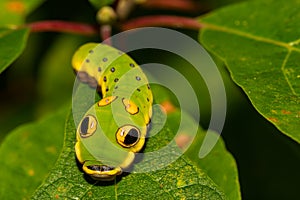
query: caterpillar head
75 97 147 181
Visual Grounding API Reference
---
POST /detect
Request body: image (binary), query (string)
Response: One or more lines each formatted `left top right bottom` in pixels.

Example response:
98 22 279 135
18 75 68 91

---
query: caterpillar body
72 43 153 181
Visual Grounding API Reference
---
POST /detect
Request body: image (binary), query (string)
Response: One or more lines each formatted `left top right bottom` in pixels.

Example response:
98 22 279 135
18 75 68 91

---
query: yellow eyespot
98 96 117 106
116 125 140 148
79 115 97 138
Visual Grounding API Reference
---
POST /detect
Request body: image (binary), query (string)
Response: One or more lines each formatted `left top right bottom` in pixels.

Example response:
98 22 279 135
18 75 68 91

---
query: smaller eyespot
116 125 141 148
103 57 108 62
110 67 115 72
85 59 90 63
114 78 119 82
98 67 102 72
129 63 135 67
103 76 107 82
136 76 141 81
79 115 97 138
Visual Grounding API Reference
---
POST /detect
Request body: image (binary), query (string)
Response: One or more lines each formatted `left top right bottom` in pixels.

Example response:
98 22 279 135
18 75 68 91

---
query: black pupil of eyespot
80 117 89 135
87 165 101 171
87 165 114 172
124 129 139 145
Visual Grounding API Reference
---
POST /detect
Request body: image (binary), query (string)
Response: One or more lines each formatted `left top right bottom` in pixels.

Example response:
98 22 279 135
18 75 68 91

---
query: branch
100 25 112 45
27 20 98 36
120 15 203 31
141 0 203 13
26 16 203 36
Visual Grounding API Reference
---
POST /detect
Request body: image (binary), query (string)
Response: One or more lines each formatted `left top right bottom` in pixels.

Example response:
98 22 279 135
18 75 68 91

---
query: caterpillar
72 43 153 181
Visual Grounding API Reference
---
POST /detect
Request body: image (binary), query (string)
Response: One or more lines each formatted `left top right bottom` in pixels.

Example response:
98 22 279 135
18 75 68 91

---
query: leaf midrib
200 22 300 53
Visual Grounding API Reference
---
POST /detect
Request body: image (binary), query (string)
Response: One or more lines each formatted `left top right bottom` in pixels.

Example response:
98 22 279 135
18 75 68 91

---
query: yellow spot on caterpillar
6 1 25 14
122 98 139 114
98 96 117 106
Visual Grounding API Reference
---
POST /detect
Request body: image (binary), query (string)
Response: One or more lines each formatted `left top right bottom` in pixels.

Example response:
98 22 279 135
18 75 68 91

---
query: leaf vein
201 22 300 53
281 50 297 95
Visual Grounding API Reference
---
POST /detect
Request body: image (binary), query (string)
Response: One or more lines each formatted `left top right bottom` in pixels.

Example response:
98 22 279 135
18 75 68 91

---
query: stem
100 25 112 45
120 15 203 31
142 0 203 13
28 20 98 36
26 15 203 36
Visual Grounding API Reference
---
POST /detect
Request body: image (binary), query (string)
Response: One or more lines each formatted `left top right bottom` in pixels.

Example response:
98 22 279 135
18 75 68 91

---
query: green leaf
194 132 241 200
89 0 114 9
0 0 45 25
0 0 45 74
31 85 227 199
0 108 67 199
0 28 29 74
199 0 300 143
31 113 225 199
166 111 241 200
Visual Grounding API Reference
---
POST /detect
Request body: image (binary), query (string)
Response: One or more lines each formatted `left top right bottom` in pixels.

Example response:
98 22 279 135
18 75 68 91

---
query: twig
100 25 112 45
120 15 203 30
26 15 204 36
28 20 98 36
141 0 203 13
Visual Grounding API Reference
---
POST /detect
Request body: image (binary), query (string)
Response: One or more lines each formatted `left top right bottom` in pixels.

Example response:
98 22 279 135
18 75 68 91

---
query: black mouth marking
87 165 115 172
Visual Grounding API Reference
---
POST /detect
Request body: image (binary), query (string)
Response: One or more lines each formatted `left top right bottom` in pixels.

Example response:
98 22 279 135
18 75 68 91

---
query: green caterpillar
72 43 153 181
